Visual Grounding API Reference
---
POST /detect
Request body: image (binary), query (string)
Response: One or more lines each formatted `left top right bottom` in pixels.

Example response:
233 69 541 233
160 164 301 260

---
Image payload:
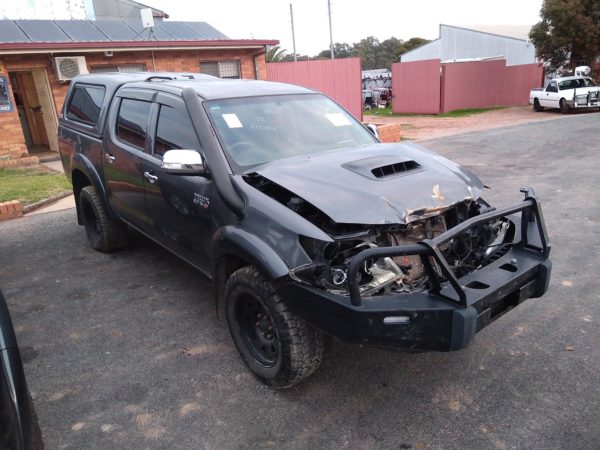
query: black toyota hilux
58 72 551 387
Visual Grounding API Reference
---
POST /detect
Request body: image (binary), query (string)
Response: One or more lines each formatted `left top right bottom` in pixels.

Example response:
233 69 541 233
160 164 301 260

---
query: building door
9 71 50 150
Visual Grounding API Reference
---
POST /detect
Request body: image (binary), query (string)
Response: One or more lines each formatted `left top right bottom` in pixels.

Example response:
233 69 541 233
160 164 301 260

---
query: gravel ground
1 112 599 449
367 105 598 140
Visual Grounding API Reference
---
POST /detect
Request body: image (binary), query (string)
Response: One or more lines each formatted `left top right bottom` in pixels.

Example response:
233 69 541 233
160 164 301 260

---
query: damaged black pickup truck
59 72 551 388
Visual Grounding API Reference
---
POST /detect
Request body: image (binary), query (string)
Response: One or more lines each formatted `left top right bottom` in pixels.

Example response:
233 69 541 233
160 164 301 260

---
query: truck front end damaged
279 188 551 351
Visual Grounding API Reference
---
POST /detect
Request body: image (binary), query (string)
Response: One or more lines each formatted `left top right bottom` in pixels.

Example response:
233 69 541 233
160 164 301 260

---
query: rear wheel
225 266 324 388
533 98 543 112
79 186 128 252
560 98 571 114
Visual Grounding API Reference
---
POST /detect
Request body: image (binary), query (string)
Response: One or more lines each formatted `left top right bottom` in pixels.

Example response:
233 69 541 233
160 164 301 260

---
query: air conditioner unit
54 56 88 81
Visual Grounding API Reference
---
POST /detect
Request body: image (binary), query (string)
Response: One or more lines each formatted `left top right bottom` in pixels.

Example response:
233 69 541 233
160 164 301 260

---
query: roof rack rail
145 76 174 82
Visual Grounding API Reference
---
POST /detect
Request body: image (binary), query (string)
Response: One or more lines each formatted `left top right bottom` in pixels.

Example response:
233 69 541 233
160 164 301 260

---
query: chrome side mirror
366 123 379 140
162 149 206 175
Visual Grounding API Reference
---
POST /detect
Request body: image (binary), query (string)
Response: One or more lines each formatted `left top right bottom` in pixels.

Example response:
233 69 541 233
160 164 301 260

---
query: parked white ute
530 76 600 113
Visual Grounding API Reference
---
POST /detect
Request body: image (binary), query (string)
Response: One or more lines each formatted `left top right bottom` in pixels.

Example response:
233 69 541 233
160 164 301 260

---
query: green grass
438 106 507 117
364 105 507 118
0 166 71 206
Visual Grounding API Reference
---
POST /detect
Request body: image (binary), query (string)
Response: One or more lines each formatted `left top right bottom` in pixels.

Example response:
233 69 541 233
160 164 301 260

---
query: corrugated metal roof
399 25 536 66
92 0 169 20
0 19 229 43
455 25 533 42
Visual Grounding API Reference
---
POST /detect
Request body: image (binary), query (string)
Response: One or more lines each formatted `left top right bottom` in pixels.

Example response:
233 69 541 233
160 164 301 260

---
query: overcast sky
149 0 544 55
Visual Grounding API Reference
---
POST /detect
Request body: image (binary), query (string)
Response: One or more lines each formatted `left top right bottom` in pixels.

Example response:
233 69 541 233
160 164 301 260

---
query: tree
529 0 600 74
317 42 356 59
312 36 430 69
266 46 292 63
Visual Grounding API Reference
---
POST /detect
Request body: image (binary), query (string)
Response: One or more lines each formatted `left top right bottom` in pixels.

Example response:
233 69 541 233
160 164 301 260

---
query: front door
541 80 559 108
13 72 49 147
143 93 215 271
103 91 154 229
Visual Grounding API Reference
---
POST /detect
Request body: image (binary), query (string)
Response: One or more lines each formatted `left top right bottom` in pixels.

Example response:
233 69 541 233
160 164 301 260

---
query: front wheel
79 186 128 252
560 98 571 114
225 266 324 388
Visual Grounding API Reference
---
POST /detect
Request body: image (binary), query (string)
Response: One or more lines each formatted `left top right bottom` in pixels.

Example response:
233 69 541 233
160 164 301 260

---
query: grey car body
58 73 552 387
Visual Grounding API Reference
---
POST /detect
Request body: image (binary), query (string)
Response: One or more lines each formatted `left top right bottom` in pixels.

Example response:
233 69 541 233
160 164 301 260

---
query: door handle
144 171 158 183
104 153 116 164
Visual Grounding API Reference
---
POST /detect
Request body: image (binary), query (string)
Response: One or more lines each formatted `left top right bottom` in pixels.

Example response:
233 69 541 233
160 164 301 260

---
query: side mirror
366 123 379 140
162 149 206 175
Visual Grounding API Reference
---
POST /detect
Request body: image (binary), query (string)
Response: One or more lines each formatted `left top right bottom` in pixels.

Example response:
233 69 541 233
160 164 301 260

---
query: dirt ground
366 106 591 140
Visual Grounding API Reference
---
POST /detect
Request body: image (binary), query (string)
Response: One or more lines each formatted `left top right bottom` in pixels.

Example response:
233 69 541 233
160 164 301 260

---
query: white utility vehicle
530 75 599 113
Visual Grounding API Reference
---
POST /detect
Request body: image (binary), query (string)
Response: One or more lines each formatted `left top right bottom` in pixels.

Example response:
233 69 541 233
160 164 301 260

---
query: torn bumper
278 188 552 352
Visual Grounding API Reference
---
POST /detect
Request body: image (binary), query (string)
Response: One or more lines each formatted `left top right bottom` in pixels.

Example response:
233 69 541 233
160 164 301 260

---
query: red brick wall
0 48 267 159
0 60 28 159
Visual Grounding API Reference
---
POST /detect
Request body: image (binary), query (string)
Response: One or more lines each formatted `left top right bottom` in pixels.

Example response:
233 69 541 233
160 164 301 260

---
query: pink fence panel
441 60 506 113
502 64 544 105
391 60 441 114
441 60 543 113
266 58 362 120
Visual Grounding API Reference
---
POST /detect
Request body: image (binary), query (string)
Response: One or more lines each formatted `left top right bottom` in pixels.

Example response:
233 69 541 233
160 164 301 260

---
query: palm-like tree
266 46 290 63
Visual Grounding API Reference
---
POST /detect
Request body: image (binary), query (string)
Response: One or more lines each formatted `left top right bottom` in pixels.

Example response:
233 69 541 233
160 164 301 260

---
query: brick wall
0 200 23 221
362 122 402 143
0 60 28 159
377 124 402 143
0 48 267 160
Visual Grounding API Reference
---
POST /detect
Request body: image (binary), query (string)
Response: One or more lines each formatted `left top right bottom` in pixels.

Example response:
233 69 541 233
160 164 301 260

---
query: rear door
142 92 216 272
103 89 154 229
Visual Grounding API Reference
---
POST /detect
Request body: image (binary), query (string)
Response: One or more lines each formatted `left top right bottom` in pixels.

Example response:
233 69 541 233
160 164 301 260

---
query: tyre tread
80 186 127 252
226 266 324 388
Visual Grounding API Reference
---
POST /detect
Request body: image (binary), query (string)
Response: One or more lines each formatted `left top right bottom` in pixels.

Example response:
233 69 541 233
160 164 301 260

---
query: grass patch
438 106 507 117
364 106 403 117
0 166 71 206
364 105 507 118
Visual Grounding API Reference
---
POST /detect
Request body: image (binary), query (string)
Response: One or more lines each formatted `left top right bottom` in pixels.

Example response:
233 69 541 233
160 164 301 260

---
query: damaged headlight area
291 201 514 297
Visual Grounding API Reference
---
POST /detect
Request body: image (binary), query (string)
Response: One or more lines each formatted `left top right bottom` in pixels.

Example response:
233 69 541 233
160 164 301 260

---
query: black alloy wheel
236 293 280 367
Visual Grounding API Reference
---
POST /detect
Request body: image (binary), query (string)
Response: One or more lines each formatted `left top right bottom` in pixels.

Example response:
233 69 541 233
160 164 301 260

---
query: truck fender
70 152 115 224
212 226 289 280
211 226 290 318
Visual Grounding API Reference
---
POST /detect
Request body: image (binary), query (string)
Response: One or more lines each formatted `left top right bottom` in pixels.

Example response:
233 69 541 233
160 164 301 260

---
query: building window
91 64 147 73
116 98 151 150
200 60 241 79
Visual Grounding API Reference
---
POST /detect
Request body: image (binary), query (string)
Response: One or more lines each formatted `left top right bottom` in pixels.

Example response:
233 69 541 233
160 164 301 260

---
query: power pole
290 3 297 62
328 0 334 59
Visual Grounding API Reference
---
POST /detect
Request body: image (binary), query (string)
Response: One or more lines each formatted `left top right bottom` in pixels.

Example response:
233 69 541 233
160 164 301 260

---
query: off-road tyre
225 266 324 388
79 185 128 252
560 98 571 114
533 98 543 112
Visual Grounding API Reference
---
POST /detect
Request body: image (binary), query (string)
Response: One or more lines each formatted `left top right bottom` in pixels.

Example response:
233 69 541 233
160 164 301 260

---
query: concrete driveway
1 113 599 449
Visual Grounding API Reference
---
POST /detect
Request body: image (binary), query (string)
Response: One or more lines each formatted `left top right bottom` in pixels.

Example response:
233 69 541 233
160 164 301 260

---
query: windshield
558 78 596 90
205 94 376 171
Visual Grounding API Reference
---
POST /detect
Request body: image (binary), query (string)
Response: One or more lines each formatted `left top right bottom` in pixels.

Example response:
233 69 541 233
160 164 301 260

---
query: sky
149 0 544 55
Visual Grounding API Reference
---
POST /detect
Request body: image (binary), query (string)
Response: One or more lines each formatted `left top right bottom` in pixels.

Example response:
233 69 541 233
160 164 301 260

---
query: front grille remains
371 160 421 178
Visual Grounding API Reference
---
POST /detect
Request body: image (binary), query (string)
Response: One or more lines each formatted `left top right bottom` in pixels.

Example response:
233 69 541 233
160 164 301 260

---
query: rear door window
66 84 105 125
154 105 201 156
116 98 152 150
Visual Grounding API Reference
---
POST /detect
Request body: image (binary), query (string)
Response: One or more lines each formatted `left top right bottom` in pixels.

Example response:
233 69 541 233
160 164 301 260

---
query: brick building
0 19 277 162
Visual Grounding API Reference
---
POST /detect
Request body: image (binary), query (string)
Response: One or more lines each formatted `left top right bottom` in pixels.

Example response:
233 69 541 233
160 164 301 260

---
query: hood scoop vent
371 160 421 178
342 155 423 180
